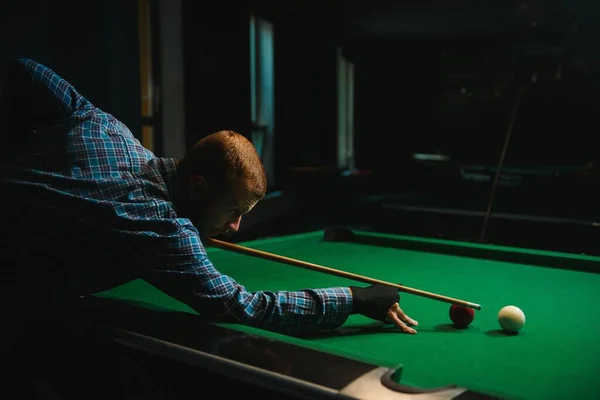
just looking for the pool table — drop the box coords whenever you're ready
[84,228,600,400]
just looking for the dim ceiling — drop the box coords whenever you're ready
[310,0,600,37]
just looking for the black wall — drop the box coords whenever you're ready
[181,0,341,189]
[181,1,252,149]
[1,0,142,139]
[272,9,339,186]
[347,33,600,170]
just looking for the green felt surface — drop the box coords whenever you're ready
[95,230,600,400]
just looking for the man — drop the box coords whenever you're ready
[0,58,418,343]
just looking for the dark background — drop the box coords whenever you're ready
[2,0,599,254]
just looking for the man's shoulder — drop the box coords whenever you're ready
[69,107,154,160]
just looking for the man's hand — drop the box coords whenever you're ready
[386,302,418,334]
[350,284,418,334]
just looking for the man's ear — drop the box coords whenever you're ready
[188,175,210,201]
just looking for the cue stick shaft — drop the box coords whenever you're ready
[479,87,524,243]
[207,238,482,310]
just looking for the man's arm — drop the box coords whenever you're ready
[140,221,354,336]
[0,58,92,164]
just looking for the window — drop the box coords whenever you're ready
[137,0,158,153]
[337,47,355,171]
[137,0,186,159]
[250,14,275,186]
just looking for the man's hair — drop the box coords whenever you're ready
[178,130,267,199]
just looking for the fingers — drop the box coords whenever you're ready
[387,303,417,334]
[395,303,418,327]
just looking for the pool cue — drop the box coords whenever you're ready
[207,238,482,310]
[479,87,524,243]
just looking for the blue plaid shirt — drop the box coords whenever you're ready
[0,58,353,336]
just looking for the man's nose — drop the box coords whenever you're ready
[227,215,242,232]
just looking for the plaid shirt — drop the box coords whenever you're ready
[0,59,353,336]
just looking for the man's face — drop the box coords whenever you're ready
[182,175,259,239]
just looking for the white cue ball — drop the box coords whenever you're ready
[498,305,526,333]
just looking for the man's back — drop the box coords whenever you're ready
[0,59,373,342]
[0,58,178,311]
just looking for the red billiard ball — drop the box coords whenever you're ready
[449,305,475,329]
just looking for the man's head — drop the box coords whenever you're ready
[176,130,267,239]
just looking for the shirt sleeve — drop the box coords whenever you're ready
[0,58,94,162]
[141,219,354,336]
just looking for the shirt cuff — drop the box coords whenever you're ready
[307,286,354,330]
